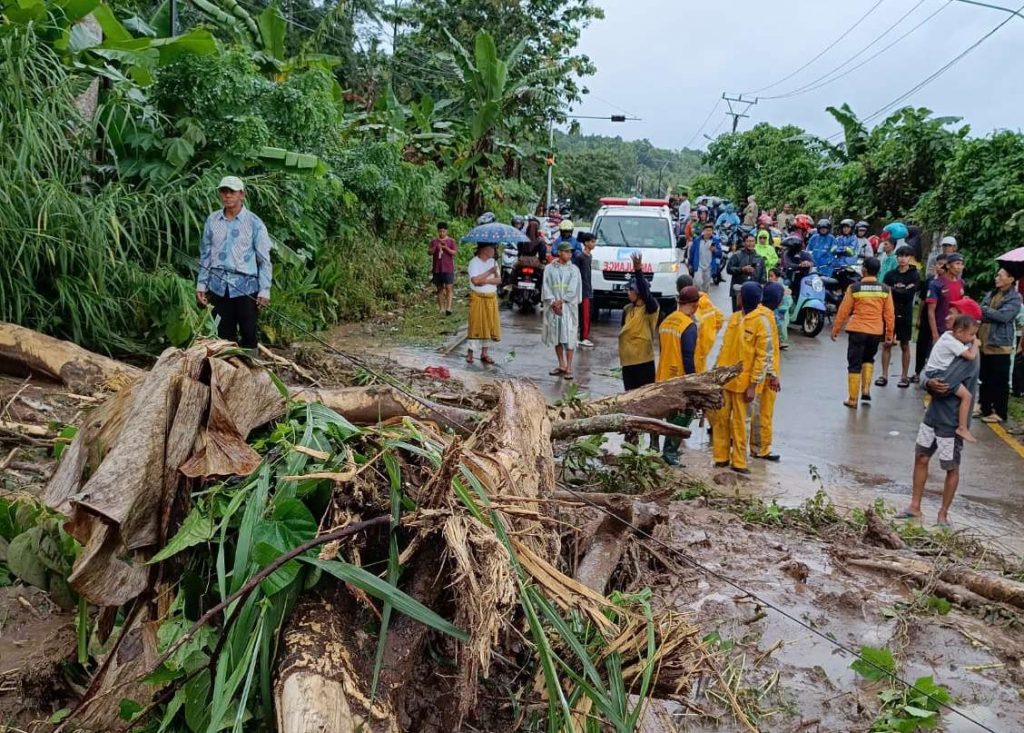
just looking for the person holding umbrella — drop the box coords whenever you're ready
[978,266,1022,422]
[460,219,529,365]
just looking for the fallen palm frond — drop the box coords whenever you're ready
[0,338,725,731]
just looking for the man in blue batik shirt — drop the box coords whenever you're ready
[196,176,273,350]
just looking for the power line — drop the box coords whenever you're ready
[827,0,1024,139]
[759,0,936,101]
[683,98,721,149]
[739,0,889,96]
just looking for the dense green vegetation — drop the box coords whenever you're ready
[0,0,602,354]
[695,105,1023,291]
[554,131,704,215]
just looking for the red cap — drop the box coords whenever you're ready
[949,297,982,322]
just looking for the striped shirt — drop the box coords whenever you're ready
[196,207,273,298]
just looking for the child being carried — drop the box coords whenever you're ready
[922,313,980,443]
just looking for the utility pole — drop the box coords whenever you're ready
[722,93,757,133]
[545,120,555,212]
[170,0,177,35]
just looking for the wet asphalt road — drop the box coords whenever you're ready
[374,284,1024,555]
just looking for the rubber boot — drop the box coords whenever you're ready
[662,436,681,466]
[861,364,874,403]
[844,374,860,409]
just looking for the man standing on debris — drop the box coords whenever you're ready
[196,176,273,351]
[712,282,770,474]
[542,241,582,379]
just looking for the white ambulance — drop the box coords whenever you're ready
[589,197,680,314]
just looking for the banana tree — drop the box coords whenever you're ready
[442,30,560,214]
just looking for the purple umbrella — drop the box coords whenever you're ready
[997,246,1024,279]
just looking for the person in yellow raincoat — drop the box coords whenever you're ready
[750,282,783,462]
[676,273,724,372]
[656,286,702,465]
[712,282,770,474]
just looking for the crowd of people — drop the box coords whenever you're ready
[183,174,1022,529]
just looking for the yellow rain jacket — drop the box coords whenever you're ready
[694,292,724,372]
[656,311,696,382]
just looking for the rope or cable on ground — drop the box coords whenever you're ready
[826,0,1024,139]
[739,0,889,96]
[215,287,997,733]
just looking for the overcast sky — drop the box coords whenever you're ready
[569,0,1022,150]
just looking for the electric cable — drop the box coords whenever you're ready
[740,0,889,96]
[683,98,722,149]
[826,0,1024,139]
[201,279,996,732]
[759,0,936,100]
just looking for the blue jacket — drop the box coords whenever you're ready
[688,234,723,273]
[832,234,859,268]
[715,211,740,229]
[807,233,835,270]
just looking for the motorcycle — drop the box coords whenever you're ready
[509,258,543,314]
[786,266,827,337]
[499,244,519,297]
[823,265,862,317]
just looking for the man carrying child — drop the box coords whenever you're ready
[900,298,983,528]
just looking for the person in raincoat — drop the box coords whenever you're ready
[715,203,741,229]
[807,219,836,273]
[754,229,779,272]
[542,241,582,379]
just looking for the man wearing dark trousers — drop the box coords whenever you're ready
[196,176,273,351]
[831,257,895,408]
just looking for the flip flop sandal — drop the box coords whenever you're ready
[465,352,474,364]
[897,378,910,388]
[909,374,919,384]
[563,373,574,381]
[549,367,565,376]
[874,376,888,387]
[894,509,920,520]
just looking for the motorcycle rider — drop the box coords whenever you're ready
[555,219,580,256]
[831,256,896,408]
[716,202,741,230]
[832,219,860,270]
[855,221,873,258]
[727,233,766,312]
[689,222,722,292]
[807,219,836,274]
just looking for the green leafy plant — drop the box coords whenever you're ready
[851,644,950,732]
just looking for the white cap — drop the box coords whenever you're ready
[217,175,245,191]
[940,235,957,248]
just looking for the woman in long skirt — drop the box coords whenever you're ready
[467,243,502,364]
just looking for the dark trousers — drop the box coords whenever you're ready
[209,292,259,349]
[914,309,933,376]
[847,332,881,373]
[979,352,1011,420]
[1014,351,1024,397]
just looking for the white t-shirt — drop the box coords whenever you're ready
[677,199,691,224]
[925,331,969,373]
[468,256,497,295]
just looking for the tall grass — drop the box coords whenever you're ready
[0,27,210,354]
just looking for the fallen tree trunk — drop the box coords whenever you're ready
[0,322,140,391]
[844,558,989,609]
[550,414,690,441]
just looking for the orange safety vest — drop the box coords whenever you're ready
[656,311,695,382]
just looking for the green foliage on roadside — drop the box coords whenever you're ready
[851,645,951,732]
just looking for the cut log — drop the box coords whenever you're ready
[0,322,140,392]
[549,366,740,423]
[292,384,480,434]
[845,558,989,609]
[551,414,690,441]
[862,506,906,550]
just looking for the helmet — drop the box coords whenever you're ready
[794,214,814,231]
[476,212,496,225]
[816,218,832,231]
[559,206,571,217]
[839,218,855,229]
[940,235,958,248]
[855,220,869,231]
[511,214,525,228]
[796,251,814,265]
[757,213,773,226]
[558,219,575,232]
[868,235,880,248]
[782,235,803,250]
[697,205,709,213]
[725,203,735,213]
[883,221,908,240]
